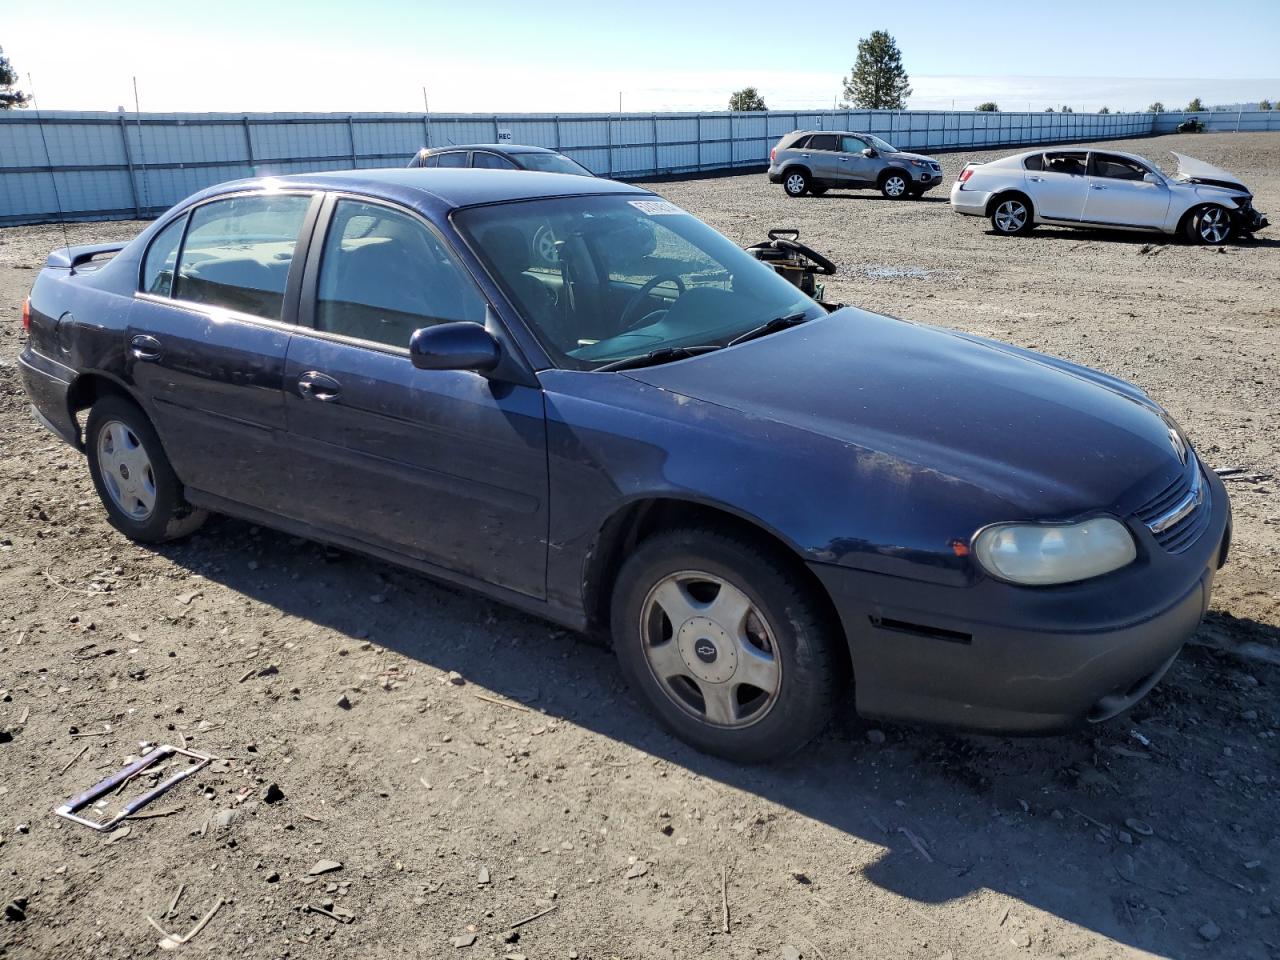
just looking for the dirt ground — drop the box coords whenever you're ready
[0,131,1277,960]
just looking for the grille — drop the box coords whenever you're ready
[1134,458,1211,553]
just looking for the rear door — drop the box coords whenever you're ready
[281,196,549,598]
[473,151,518,170]
[1026,150,1089,221]
[1083,152,1171,227]
[802,134,841,181]
[128,191,319,511]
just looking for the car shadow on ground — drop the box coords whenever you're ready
[156,516,1278,959]
[814,193,949,204]
[986,226,1280,248]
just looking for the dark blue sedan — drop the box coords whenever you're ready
[18,169,1230,762]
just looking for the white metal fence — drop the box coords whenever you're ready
[2,108,1277,225]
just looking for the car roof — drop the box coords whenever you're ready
[421,143,559,155]
[208,168,645,210]
[1005,147,1150,164]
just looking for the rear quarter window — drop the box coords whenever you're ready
[1023,154,1044,171]
[141,215,187,296]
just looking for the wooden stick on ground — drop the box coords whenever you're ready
[510,903,558,929]
[721,864,731,934]
[59,745,89,776]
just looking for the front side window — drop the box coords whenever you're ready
[863,134,897,153]
[141,214,187,296]
[457,195,821,370]
[314,200,486,349]
[839,135,866,154]
[435,152,467,168]
[515,152,593,176]
[473,152,518,170]
[1089,153,1148,181]
[174,194,311,321]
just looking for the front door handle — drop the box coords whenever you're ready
[1027,176,1045,182]
[1091,184,1107,190]
[129,334,162,362]
[297,370,342,401]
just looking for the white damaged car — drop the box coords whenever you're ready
[951,148,1268,244]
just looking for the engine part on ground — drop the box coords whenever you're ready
[743,229,837,299]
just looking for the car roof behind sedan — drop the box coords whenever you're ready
[241,167,645,210]
[425,143,561,155]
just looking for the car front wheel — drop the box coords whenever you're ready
[783,170,810,197]
[880,172,909,199]
[991,196,1034,235]
[1187,205,1233,245]
[610,528,846,763]
[86,395,207,543]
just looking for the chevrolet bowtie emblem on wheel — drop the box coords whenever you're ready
[1168,427,1188,465]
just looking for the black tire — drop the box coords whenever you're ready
[1185,204,1233,246]
[810,184,829,197]
[990,193,1035,235]
[880,170,910,199]
[782,169,810,198]
[85,394,207,543]
[610,527,846,763]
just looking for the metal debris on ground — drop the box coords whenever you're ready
[54,744,213,831]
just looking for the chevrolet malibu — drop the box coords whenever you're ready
[18,169,1230,762]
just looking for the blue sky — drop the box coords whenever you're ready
[6,0,1280,113]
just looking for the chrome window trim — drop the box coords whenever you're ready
[133,291,297,334]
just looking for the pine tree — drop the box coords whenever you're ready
[728,87,767,111]
[841,31,911,110]
[1187,97,1205,112]
[0,46,32,110]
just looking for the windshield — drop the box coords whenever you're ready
[865,134,897,153]
[515,152,594,176]
[456,195,821,370]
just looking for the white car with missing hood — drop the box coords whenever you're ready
[951,148,1268,245]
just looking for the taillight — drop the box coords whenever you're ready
[958,166,974,184]
[21,297,30,332]
[770,147,776,163]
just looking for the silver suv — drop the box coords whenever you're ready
[768,130,943,199]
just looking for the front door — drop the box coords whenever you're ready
[837,135,877,186]
[127,191,317,511]
[1083,152,1171,228]
[282,197,549,598]
[1026,150,1090,221]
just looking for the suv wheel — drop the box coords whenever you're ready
[86,395,207,543]
[783,170,810,198]
[610,527,846,763]
[880,172,909,199]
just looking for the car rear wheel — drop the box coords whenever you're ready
[86,395,207,543]
[991,195,1034,235]
[880,172,909,199]
[783,170,810,198]
[610,528,846,763]
[1186,205,1233,245]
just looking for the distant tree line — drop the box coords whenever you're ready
[1,45,31,110]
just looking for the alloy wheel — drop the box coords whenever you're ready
[1198,207,1230,244]
[995,199,1027,233]
[96,420,157,520]
[639,570,781,728]
[884,175,907,197]
[785,173,806,195]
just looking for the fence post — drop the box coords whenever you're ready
[347,116,358,167]
[695,113,702,171]
[117,111,141,219]
[553,115,561,150]
[652,113,658,176]
[423,113,432,149]
[607,113,613,177]
[242,116,255,175]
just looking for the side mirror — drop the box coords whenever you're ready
[1142,172,1161,184]
[861,147,876,158]
[410,321,500,373]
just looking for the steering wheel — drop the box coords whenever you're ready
[619,274,686,331]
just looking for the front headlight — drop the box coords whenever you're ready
[908,159,928,168]
[972,517,1136,586]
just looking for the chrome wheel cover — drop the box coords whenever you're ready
[96,420,157,521]
[785,173,806,194]
[533,225,559,264]
[995,200,1027,232]
[1198,207,1229,243]
[884,175,906,196]
[639,570,781,729]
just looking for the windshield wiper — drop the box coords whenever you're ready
[727,312,811,347]
[595,344,721,372]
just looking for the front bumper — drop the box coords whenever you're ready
[18,346,81,449]
[810,469,1231,734]
[912,169,944,191]
[950,181,992,216]
[1235,205,1269,233]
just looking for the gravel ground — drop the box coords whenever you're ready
[0,132,1277,960]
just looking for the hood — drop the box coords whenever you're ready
[1171,152,1250,192]
[891,151,936,165]
[624,310,1185,518]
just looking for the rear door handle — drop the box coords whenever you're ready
[1027,176,1045,182]
[1091,184,1107,190]
[129,334,162,361]
[297,370,342,401]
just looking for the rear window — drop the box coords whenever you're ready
[174,194,311,322]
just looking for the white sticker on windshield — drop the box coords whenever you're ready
[628,199,686,216]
